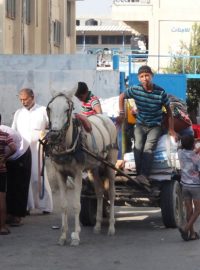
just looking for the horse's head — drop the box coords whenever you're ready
[46,93,74,140]
[45,90,83,156]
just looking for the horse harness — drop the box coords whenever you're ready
[41,93,117,165]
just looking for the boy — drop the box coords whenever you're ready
[75,82,102,116]
[118,65,177,187]
[178,135,200,241]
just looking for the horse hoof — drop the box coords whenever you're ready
[93,226,101,234]
[70,239,80,246]
[70,232,80,246]
[108,228,115,236]
[58,238,66,246]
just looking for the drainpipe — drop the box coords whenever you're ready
[49,0,52,54]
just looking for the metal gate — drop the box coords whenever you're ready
[128,73,187,100]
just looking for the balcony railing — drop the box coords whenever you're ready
[113,0,151,5]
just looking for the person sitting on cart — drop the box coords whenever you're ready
[117,65,177,187]
[75,82,102,116]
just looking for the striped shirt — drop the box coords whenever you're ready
[81,91,101,116]
[0,131,14,173]
[124,84,170,127]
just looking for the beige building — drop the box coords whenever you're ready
[76,18,138,53]
[112,0,200,68]
[0,0,77,54]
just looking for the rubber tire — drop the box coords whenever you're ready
[80,197,110,226]
[80,197,97,226]
[160,180,184,228]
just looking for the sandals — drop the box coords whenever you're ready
[10,217,24,227]
[0,228,11,235]
[178,228,200,241]
[189,232,200,241]
[178,227,189,241]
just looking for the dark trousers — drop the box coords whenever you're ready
[6,147,31,217]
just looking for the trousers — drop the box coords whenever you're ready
[133,123,162,176]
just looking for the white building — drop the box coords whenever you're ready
[112,0,200,69]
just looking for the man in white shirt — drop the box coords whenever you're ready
[12,88,53,214]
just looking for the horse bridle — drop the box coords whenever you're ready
[46,93,74,133]
[45,93,82,155]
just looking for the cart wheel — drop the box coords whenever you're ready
[103,199,110,218]
[80,197,110,226]
[80,197,97,226]
[160,180,184,228]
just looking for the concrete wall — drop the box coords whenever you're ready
[0,54,120,125]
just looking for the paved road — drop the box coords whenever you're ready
[1,192,200,270]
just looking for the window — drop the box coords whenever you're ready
[67,1,71,37]
[76,36,84,45]
[85,36,98,44]
[102,35,123,45]
[125,35,132,44]
[25,0,31,25]
[6,0,15,20]
[53,20,61,47]
[76,35,98,45]
[35,0,38,27]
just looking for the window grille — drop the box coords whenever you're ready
[53,20,61,47]
[67,1,71,36]
[25,0,31,25]
[6,0,16,20]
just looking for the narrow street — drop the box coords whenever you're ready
[1,191,200,270]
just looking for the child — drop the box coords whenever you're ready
[75,82,102,116]
[178,135,200,241]
[0,130,16,235]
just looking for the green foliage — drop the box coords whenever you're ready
[167,23,200,122]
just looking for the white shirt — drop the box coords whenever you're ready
[12,103,48,144]
[0,125,29,160]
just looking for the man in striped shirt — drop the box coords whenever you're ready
[118,65,177,187]
[75,82,102,116]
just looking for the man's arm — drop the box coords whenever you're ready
[6,141,16,159]
[119,92,125,113]
[116,92,126,126]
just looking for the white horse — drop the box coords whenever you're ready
[45,90,118,246]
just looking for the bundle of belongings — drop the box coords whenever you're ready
[124,134,180,181]
[162,94,192,134]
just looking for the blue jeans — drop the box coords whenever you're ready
[133,123,162,177]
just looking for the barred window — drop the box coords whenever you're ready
[102,35,123,45]
[85,36,98,44]
[67,1,71,36]
[25,0,31,25]
[53,20,61,47]
[6,0,16,20]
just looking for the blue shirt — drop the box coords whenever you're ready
[124,84,169,127]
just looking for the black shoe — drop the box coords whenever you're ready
[42,211,50,215]
[26,210,30,216]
